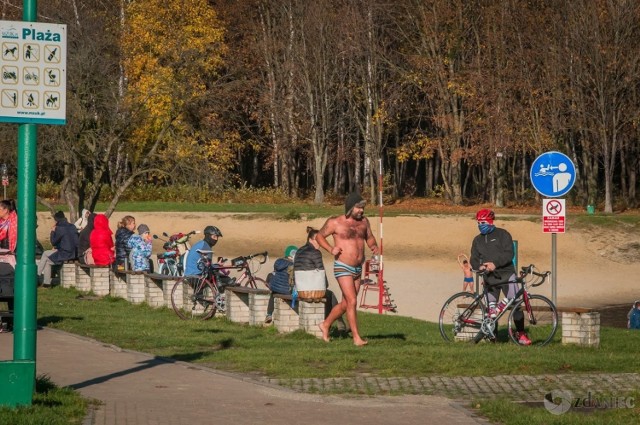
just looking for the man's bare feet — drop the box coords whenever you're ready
[319,322,330,342]
[354,338,368,346]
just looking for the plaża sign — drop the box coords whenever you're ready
[0,20,67,125]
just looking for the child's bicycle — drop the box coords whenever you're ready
[438,264,558,346]
[154,230,199,276]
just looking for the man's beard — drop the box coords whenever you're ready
[352,211,364,220]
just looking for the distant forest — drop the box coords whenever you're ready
[0,0,638,217]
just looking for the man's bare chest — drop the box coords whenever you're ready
[336,223,367,240]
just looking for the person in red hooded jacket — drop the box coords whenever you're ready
[89,214,114,266]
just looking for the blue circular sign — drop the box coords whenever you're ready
[530,151,576,198]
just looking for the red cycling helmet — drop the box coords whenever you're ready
[476,209,495,224]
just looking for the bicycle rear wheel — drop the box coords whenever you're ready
[439,292,485,343]
[507,294,558,346]
[247,276,267,290]
[171,277,218,320]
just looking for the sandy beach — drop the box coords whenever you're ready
[37,211,640,323]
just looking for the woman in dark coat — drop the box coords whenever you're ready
[77,213,96,265]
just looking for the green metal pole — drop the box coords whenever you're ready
[13,0,39,363]
[14,125,38,361]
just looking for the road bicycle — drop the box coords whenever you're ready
[170,249,228,320]
[169,250,269,320]
[228,251,269,289]
[438,264,558,346]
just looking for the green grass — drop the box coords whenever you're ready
[0,376,89,424]
[474,393,640,425]
[37,287,640,379]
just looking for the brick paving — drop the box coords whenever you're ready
[262,372,640,401]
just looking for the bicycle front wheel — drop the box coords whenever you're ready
[439,292,485,343]
[158,263,170,276]
[171,277,218,320]
[507,294,558,346]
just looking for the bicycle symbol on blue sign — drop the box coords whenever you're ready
[529,151,576,198]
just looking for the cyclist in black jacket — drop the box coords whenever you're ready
[470,209,530,345]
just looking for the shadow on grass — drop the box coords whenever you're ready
[366,333,407,341]
[170,338,234,362]
[38,316,83,326]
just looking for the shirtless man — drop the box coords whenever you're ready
[316,192,379,346]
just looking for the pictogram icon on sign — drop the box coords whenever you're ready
[546,200,563,216]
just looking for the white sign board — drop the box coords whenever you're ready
[543,198,565,233]
[0,20,66,125]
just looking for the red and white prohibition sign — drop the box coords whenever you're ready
[542,199,565,233]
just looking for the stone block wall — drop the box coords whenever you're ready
[109,271,128,299]
[298,300,325,338]
[126,273,146,305]
[226,290,250,324]
[90,267,110,296]
[274,297,299,333]
[144,277,165,308]
[75,265,91,292]
[60,263,76,289]
[249,293,270,326]
[561,312,600,347]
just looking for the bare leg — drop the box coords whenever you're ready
[335,276,366,346]
[319,296,347,342]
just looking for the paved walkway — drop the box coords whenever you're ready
[1,329,485,425]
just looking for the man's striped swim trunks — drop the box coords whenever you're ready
[333,261,363,279]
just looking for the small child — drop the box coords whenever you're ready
[628,301,640,330]
[458,254,474,292]
[127,224,153,272]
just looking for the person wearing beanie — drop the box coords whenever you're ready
[344,191,366,218]
[127,223,153,272]
[316,191,379,346]
[37,210,79,286]
[264,245,297,323]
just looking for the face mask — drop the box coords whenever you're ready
[478,223,495,235]
[204,235,218,247]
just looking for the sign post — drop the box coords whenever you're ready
[530,152,576,305]
[0,1,66,408]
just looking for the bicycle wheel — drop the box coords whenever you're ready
[439,292,486,343]
[507,294,558,346]
[247,276,268,290]
[171,277,218,320]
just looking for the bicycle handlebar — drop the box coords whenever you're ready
[471,263,550,287]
